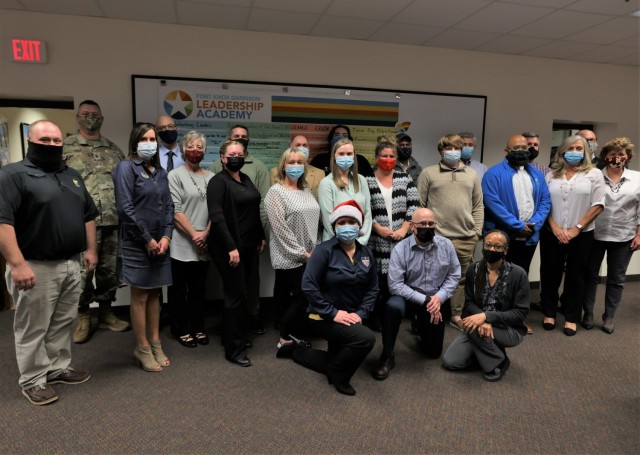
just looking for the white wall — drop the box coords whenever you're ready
[1,10,639,285]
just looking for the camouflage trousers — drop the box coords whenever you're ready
[79,226,119,309]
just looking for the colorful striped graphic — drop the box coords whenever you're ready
[272,96,398,126]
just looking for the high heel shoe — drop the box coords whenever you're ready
[150,341,171,367]
[134,346,162,372]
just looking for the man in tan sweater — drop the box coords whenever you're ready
[417,134,484,330]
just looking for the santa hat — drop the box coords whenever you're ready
[329,199,365,235]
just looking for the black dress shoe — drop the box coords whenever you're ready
[333,382,356,396]
[252,319,265,335]
[226,355,252,367]
[372,356,395,381]
[581,313,594,330]
[177,334,197,348]
[483,357,510,382]
[563,326,577,336]
[542,319,556,331]
[194,332,209,345]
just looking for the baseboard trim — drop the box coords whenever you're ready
[529,273,639,289]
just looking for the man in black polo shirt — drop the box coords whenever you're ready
[0,120,98,406]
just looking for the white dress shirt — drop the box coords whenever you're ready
[594,168,640,242]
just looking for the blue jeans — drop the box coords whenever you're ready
[584,239,634,318]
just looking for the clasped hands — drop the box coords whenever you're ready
[333,310,362,326]
[425,295,442,324]
[461,313,493,340]
[146,237,169,257]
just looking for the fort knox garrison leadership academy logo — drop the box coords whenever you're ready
[164,90,193,120]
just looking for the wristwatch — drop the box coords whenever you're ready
[575,223,583,231]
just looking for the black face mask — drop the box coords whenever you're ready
[482,249,505,264]
[397,146,412,161]
[506,149,530,166]
[225,156,245,172]
[528,146,539,161]
[234,138,249,151]
[158,129,178,145]
[26,141,64,172]
[416,227,435,243]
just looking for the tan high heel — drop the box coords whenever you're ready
[134,346,162,372]
[150,341,171,367]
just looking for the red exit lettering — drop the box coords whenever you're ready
[12,39,45,62]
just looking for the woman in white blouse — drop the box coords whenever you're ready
[583,138,640,334]
[540,135,605,336]
[168,130,214,348]
[265,147,320,354]
[317,139,372,245]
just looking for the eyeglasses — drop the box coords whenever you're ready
[483,244,506,252]
[411,221,436,228]
[157,124,177,132]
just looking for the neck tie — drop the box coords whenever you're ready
[166,151,174,172]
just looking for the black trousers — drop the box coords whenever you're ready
[168,258,209,337]
[274,265,309,339]
[539,228,594,323]
[211,246,258,359]
[505,239,537,275]
[293,319,375,385]
[381,295,445,359]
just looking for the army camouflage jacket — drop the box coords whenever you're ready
[63,133,125,227]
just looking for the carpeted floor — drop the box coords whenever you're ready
[0,283,638,454]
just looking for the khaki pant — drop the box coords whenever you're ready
[6,256,82,388]
[449,236,478,317]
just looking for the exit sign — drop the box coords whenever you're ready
[10,39,48,63]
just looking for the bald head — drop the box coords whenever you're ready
[291,135,309,150]
[506,135,527,150]
[28,120,63,145]
[411,208,436,224]
[578,130,597,142]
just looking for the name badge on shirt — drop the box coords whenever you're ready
[361,256,370,268]
[140,170,150,179]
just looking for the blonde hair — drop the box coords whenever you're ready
[600,137,634,162]
[276,147,307,190]
[329,138,360,192]
[550,135,595,178]
[437,134,463,152]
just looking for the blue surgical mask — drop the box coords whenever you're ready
[443,150,461,166]
[461,146,474,160]
[137,142,157,161]
[564,151,584,165]
[285,165,304,180]
[297,146,309,159]
[335,225,360,243]
[335,156,354,171]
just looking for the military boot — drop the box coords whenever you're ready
[98,309,130,332]
[73,310,92,344]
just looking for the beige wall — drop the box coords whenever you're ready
[1,10,638,284]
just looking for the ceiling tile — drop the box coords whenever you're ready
[368,23,444,45]
[455,2,554,34]
[324,0,411,21]
[572,44,640,63]
[392,0,491,27]
[98,0,175,23]
[19,0,103,15]
[611,35,640,48]
[512,10,613,39]
[425,29,500,50]
[253,0,331,14]
[566,0,640,16]
[310,15,384,40]
[476,35,552,54]
[247,9,317,35]
[177,2,248,29]
[564,16,639,44]
[523,40,597,58]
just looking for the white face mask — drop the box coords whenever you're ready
[137,142,157,161]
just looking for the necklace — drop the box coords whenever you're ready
[188,169,208,200]
[606,177,624,193]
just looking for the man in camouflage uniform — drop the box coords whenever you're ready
[64,100,129,343]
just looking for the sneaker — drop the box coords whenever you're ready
[98,310,130,332]
[48,368,91,385]
[22,384,58,405]
[73,311,92,343]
